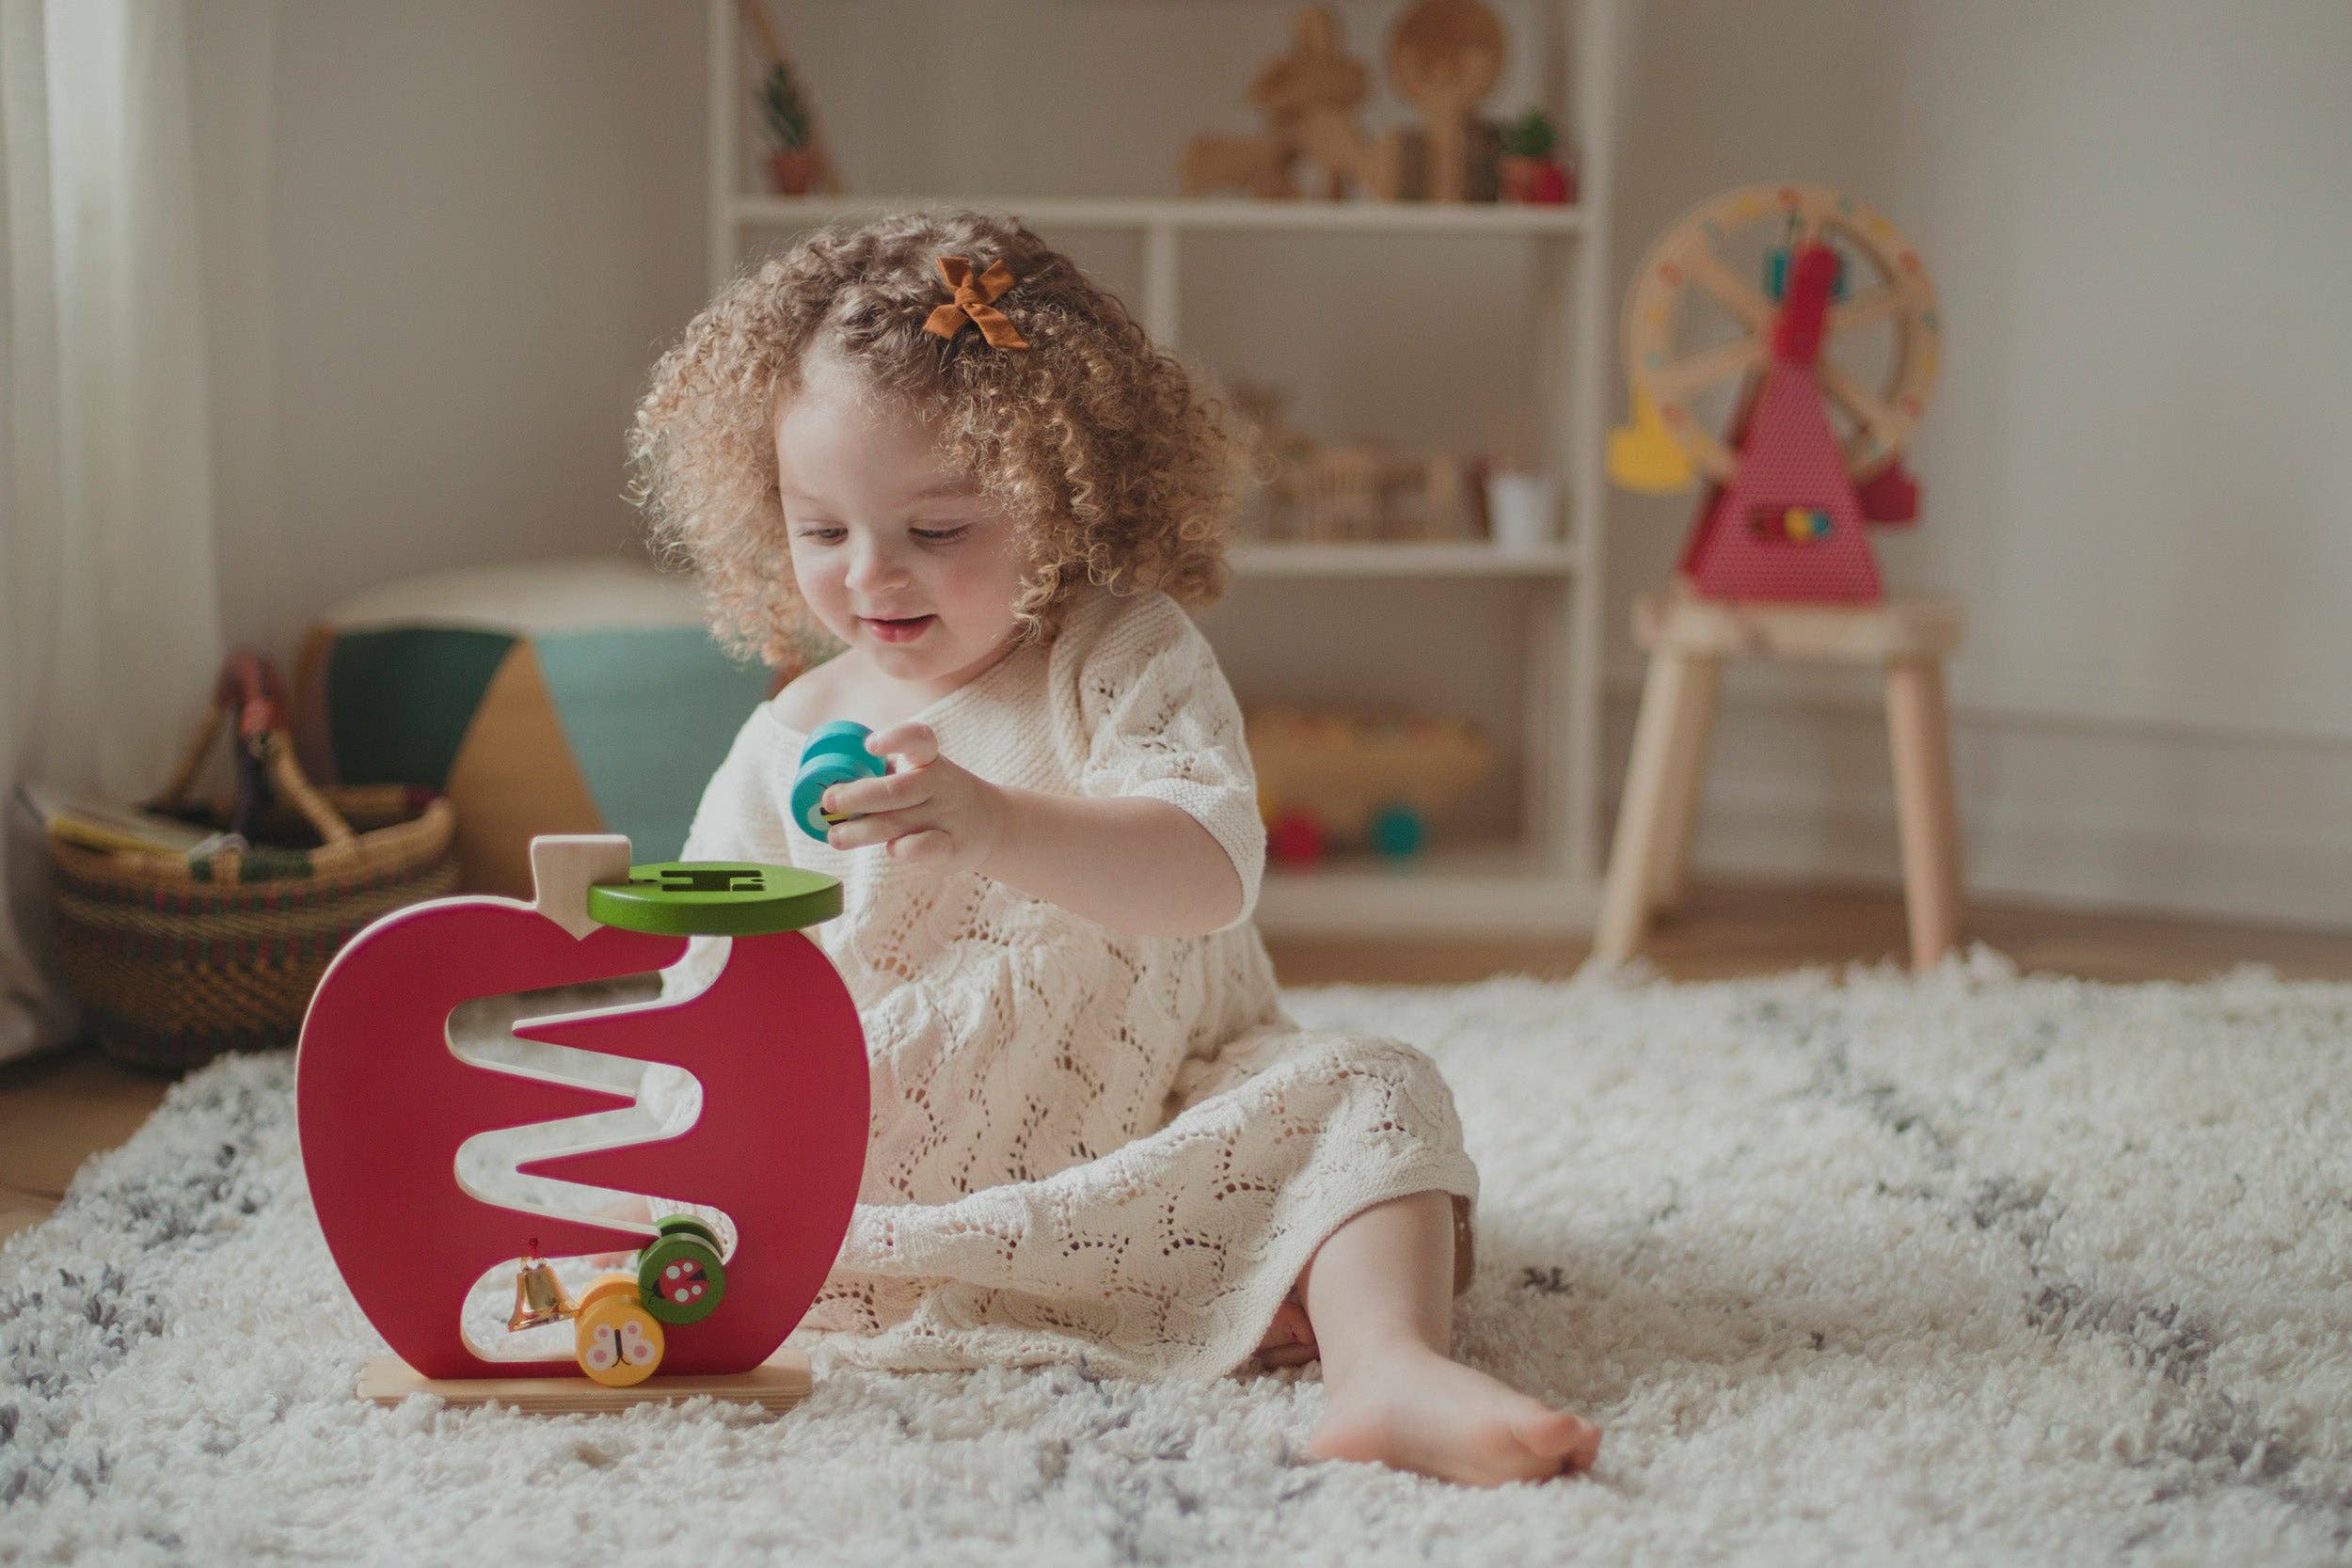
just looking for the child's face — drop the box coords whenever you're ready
[775,349,1025,692]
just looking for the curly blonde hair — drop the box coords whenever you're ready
[627,211,1238,667]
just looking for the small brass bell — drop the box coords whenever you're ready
[506,1241,579,1333]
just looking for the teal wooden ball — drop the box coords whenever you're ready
[790,721,885,841]
[1370,804,1425,859]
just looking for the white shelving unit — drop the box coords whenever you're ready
[706,0,1616,936]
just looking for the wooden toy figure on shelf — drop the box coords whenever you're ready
[1275,8,1406,201]
[1181,1,1516,204]
[297,832,869,1412]
[1182,7,1404,200]
[1388,0,1506,203]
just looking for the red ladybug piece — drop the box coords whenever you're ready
[636,1231,727,1325]
[662,1259,708,1304]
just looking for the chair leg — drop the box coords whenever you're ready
[1885,655,1963,972]
[1648,654,1722,915]
[1597,650,1706,964]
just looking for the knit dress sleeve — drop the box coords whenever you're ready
[659,704,786,999]
[1067,594,1264,932]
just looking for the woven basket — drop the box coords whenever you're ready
[48,651,459,1075]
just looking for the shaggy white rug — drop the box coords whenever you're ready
[4,952,2349,1566]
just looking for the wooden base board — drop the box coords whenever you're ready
[357,1349,811,1412]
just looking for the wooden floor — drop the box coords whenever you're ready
[4,879,2346,1246]
[1266,879,2352,986]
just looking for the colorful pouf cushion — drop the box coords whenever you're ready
[293,559,775,897]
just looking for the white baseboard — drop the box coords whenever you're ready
[1602,676,2352,932]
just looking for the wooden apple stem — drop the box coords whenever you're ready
[531,834,634,939]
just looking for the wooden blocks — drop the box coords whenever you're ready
[1597,588,1967,974]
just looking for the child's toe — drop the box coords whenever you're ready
[1510,1409,1601,1473]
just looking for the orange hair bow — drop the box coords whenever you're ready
[921,256,1029,350]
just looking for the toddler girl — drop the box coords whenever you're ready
[626,212,1599,1486]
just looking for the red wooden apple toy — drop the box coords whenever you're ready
[296,834,868,1411]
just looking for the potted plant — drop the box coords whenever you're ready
[1497,110,1574,205]
[760,61,820,196]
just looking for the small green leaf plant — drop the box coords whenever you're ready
[1500,110,1555,161]
[759,62,811,151]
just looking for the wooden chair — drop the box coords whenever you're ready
[1597,588,1966,973]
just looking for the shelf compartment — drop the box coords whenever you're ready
[1255,843,1591,937]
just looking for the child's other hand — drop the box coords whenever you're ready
[821,721,1006,875]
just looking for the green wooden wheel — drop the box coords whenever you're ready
[650,1214,724,1252]
[585,861,841,936]
[636,1232,726,1325]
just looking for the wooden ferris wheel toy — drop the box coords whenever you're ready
[1608,182,1943,602]
[1597,185,1966,975]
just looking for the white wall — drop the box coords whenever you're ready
[1605,0,2352,927]
[206,0,707,663]
[209,0,2352,927]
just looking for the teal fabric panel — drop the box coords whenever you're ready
[532,627,773,861]
[326,627,517,789]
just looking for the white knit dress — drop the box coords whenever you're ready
[667,585,1479,1383]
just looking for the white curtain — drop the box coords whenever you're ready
[0,0,267,1064]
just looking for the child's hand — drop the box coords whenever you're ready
[821,721,1006,875]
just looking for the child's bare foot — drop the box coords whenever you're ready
[1308,1338,1601,1486]
[1252,1299,1319,1370]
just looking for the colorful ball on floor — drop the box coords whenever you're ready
[1267,809,1328,866]
[1369,804,1426,858]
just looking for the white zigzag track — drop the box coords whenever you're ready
[434,968,740,1360]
